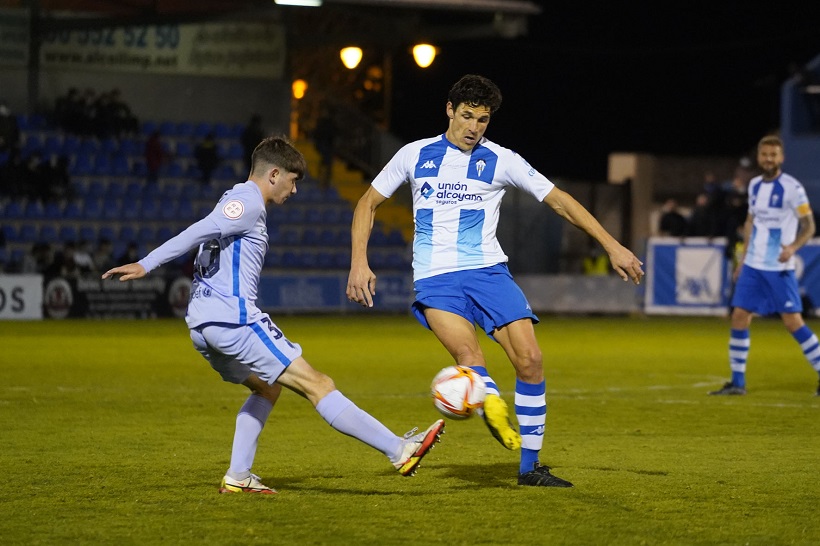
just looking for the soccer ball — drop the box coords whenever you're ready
[430,365,487,420]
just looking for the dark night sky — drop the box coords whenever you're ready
[388,3,820,181]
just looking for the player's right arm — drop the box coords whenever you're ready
[347,185,388,307]
[733,213,753,282]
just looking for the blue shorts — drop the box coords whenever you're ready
[731,264,803,315]
[190,314,303,385]
[412,263,539,336]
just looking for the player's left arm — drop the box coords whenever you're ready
[779,203,816,262]
[543,187,644,284]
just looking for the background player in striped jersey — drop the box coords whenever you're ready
[711,135,820,396]
[103,136,444,494]
[347,75,644,487]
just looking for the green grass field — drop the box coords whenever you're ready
[2,315,819,545]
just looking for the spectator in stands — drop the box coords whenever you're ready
[54,87,85,134]
[22,150,49,203]
[0,146,25,198]
[0,100,20,153]
[109,88,139,137]
[93,238,115,272]
[312,103,337,188]
[91,90,116,140]
[144,130,168,185]
[43,155,74,202]
[687,193,714,236]
[194,132,221,185]
[658,198,688,236]
[241,114,265,173]
[73,239,95,273]
[22,242,55,274]
[117,241,140,266]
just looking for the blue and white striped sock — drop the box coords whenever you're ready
[791,326,820,373]
[515,379,546,474]
[469,365,500,397]
[729,328,750,387]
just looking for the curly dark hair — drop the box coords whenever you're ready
[447,74,502,114]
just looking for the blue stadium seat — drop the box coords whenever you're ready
[158,120,175,136]
[100,137,119,155]
[264,250,281,268]
[333,251,350,268]
[43,201,62,219]
[110,154,131,176]
[156,226,173,242]
[299,251,317,268]
[43,134,62,156]
[177,199,195,220]
[125,180,143,200]
[24,201,44,218]
[79,225,97,242]
[71,154,94,176]
[102,197,121,220]
[60,135,80,156]
[322,208,341,224]
[2,224,17,242]
[301,228,319,246]
[58,225,77,243]
[3,200,23,218]
[83,198,102,219]
[319,229,336,246]
[213,164,236,180]
[64,200,83,219]
[281,251,299,268]
[335,230,351,246]
[316,251,334,269]
[141,120,157,135]
[387,229,406,246]
[159,202,179,221]
[137,226,155,241]
[98,225,116,242]
[106,180,125,199]
[194,122,212,138]
[175,141,193,157]
[19,223,38,243]
[86,179,106,199]
[140,199,160,220]
[176,121,194,138]
[119,225,136,243]
[305,208,322,224]
[280,228,300,246]
[213,122,231,139]
[39,224,58,242]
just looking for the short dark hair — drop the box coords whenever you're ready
[448,74,502,114]
[251,135,307,180]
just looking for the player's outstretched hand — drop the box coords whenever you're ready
[609,245,644,285]
[102,263,147,282]
[347,264,377,308]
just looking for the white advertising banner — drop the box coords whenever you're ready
[40,20,285,79]
[0,274,43,320]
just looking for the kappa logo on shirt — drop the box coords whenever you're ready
[223,200,244,219]
[420,160,437,169]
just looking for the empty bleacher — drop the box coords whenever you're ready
[0,115,411,274]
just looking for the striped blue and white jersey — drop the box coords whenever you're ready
[745,173,810,271]
[372,134,555,281]
[139,181,268,328]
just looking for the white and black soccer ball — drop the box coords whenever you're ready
[430,365,487,420]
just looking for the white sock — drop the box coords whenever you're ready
[227,394,273,480]
[316,390,402,460]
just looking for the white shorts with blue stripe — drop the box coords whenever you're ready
[190,314,303,385]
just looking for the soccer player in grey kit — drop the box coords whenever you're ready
[103,135,444,494]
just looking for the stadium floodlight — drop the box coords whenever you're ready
[340,47,363,69]
[412,44,437,68]
[274,0,323,6]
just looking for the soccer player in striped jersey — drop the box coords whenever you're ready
[347,75,644,487]
[711,135,820,396]
[103,136,444,494]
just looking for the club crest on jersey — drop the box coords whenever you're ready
[475,159,486,178]
[223,200,244,219]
